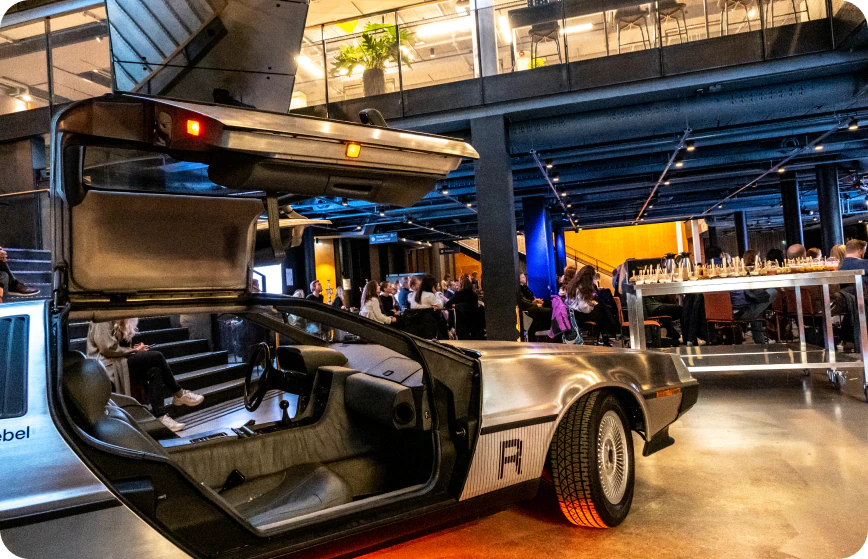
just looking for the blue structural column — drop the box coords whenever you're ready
[471,115,521,341]
[523,196,558,300]
[554,223,567,276]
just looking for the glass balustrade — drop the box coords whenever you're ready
[0,0,841,120]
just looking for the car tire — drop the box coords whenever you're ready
[549,390,634,528]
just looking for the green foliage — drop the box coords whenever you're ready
[331,23,415,75]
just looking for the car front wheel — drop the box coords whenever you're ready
[549,390,635,528]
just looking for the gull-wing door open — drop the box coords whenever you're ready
[51,94,477,305]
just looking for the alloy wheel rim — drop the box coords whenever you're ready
[597,410,628,504]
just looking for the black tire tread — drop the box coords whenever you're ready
[550,390,633,528]
[550,391,607,528]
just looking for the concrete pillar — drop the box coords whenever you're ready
[734,211,749,256]
[779,171,804,248]
[523,197,557,299]
[815,163,844,255]
[554,223,567,276]
[471,115,520,341]
[473,0,499,77]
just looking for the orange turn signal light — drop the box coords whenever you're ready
[345,142,362,158]
[655,387,682,398]
[186,119,202,137]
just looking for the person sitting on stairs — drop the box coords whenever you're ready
[87,318,204,432]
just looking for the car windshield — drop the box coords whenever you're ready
[83,146,258,197]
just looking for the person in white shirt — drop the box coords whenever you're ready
[409,275,443,309]
[360,280,396,325]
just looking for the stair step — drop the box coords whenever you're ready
[68,322,90,339]
[148,339,209,360]
[2,248,51,261]
[68,316,173,340]
[5,259,52,272]
[10,270,51,284]
[165,378,246,417]
[4,283,51,302]
[69,338,86,354]
[167,351,228,375]
[132,327,188,346]
[137,316,173,332]
[175,362,246,391]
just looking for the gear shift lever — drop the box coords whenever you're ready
[279,400,291,427]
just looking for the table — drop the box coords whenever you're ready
[625,270,868,402]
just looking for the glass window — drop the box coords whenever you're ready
[49,8,112,107]
[0,316,29,419]
[293,26,328,110]
[0,21,50,116]
[765,0,826,27]
[397,0,477,90]
[323,13,399,101]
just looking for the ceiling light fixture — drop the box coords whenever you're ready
[685,140,696,152]
[545,159,553,169]
[778,167,786,173]
[560,23,594,34]
[663,180,670,186]
[296,55,324,79]
[552,173,560,183]
[848,118,860,131]
[674,156,684,168]
[814,144,824,151]
[442,189,449,195]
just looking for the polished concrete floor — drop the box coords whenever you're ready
[364,370,868,559]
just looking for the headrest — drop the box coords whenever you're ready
[63,356,112,427]
[277,346,348,376]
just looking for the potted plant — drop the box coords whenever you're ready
[331,23,415,97]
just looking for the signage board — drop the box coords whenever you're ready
[370,232,399,244]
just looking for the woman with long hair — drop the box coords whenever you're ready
[332,286,346,310]
[379,281,399,316]
[410,274,443,309]
[564,266,617,346]
[87,318,204,432]
[360,280,396,324]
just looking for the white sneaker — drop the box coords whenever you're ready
[172,389,205,407]
[159,415,185,432]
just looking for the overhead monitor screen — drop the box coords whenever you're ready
[105,0,309,113]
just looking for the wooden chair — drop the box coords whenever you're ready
[614,296,662,347]
[704,292,749,344]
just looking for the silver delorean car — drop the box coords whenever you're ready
[0,93,698,558]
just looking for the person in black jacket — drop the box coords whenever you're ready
[379,281,400,316]
[519,273,535,302]
[331,286,346,310]
[445,276,478,308]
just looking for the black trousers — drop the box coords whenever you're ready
[572,305,618,339]
[0,261,18,295]
[127,351,181,417]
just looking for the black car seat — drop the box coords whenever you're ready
[64,352,176,440]
[62,352,168,458]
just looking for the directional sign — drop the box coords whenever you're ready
[370,232,398,244]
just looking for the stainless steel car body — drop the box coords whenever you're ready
[443,341,697,500]
[0,299,189,559]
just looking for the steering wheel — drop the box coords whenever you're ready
[244,343,272,411]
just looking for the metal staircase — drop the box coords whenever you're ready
[3,249,52,302]
[107,0,228,94]
[68,316,248,418]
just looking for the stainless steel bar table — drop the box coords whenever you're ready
[626,270,868,402]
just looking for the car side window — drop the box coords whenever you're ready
[0,315,29,419]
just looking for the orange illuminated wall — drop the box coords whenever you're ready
[314,241,337,302]
[454,252,481,281]
[565,222,689,270]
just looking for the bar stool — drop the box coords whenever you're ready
[658,0,688,44]
[614,7,651,53]
[718,0,756,35]
[529,21,563,65]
